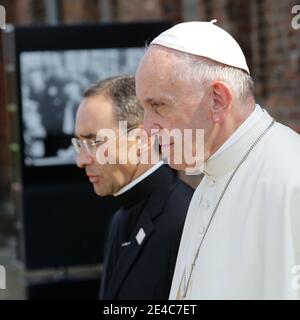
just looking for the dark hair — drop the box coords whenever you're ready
[83,75,143,129]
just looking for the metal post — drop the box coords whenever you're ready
[99,0,113,22]
[182,0,199,21]
[44,0,59,25]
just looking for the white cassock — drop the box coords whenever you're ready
[170,105,300,300]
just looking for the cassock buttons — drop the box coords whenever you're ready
[208,179,216,186]
[202,200,210,209]
[199,226,206,235]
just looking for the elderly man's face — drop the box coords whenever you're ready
[74,94,139,196]
[136,46,213,171]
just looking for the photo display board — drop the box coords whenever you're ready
[13,22,171,186]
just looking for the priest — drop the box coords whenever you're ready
[135,21,300,299]
[73,75,193,299]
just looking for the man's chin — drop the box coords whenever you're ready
[167,161,187,172]
[167,160,203,175]
[93,185,108,197]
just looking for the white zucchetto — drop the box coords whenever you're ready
[151,20,250,74]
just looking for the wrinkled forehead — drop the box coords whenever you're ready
[137,45,179,76]
[136,46,179,93]
[136,45,198,103]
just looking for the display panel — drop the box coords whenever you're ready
[11,22,171,185]
[20,48,144,166]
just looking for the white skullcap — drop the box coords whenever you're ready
[151,20,250,74]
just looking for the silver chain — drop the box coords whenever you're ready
[181,119,275,299]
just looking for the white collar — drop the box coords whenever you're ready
[113,161,164,197]
[209,104,264,160]
[203,106,274,177]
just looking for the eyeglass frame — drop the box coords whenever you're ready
[71,126,139,155]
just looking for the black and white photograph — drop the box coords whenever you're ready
[20,48,145,166]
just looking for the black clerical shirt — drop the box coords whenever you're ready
[100,164,193,300]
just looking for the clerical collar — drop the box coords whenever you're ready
[114,161,164,197]
[209,104,264,160]
[203,106,274,177]
[113,161,165,208]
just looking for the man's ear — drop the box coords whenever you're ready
[211,81,233,124]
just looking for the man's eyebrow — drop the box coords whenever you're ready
[77,133,97,140]
[145,96,175,105]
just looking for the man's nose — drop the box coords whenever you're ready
[76,150,93,168]
[143,109,161,136]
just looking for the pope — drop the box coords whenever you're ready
[135,21,300,300]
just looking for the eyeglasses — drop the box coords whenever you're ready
[71,137,107,155]
[71,127,139,155]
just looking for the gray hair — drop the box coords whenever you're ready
[151,45,254,104]
[83,75,143,129]
[177,52,254,104]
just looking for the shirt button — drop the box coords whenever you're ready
[202,200,210,209]
[199,226,206,234]
[208,179,216,186]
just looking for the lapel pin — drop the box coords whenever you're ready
[136,228,146,245]
[121,241,132,247]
